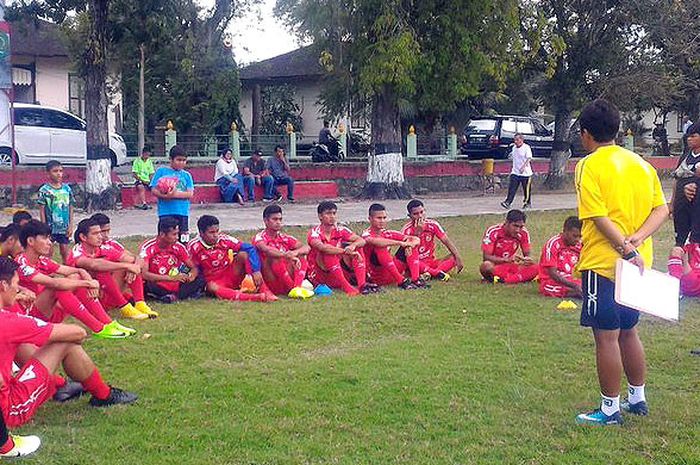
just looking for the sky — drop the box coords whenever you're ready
[199,0,303,65]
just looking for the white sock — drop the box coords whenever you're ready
[628,384,646,405]
[600,393,620,416]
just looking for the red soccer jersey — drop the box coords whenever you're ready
[139,238,189,278]
[481,223,531,259]
[252,230,299,258]
[538,233,582,280]
[361,227,409,256]
[307,224,356,263]
[15,253,61,294]
[66,243,122,267]
[0,310,52,387]
[101,239,126,259]
[187,234,242,280]
[401,219,447,260]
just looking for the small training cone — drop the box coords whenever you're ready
[314,284,333,296]
[240,275,256,293]
[301,279,314,291]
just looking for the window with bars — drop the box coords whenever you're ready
[68,74,85,118]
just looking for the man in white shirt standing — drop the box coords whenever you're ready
[501,133,533,210]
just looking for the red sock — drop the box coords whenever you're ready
[214,287,266,301]
[55,290,105,333]
[96,272,128,308]
[404,247,421,281]
[0,437,14,454]
[373,247,405,284]
[81,369,111,400]
[271,259,295,290]
[130,274,145,302]
[53,374,67,388]
[74,288,113,325]
[293,256,308,288]
[351,252,367,288]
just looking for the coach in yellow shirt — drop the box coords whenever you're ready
[574,99,668,426]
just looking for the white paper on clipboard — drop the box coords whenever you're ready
[614,259,680,321]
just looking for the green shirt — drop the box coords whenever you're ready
[133,157,155,183]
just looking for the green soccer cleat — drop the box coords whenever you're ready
[112,320,136,335]
[93,322,130,340]
[0,434,41,458]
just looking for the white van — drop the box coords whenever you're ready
[0,103,127,167]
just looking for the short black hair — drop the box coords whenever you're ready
[369,203,386,216]
[0,256,18,283]
[253,149,263,156]
[142,144,153,153]
[274,145,284,152]
[406,199,424,214]
[686,122,700,136]
[46,160,62,171]
[505,209,526,223]
[197,215,219,234]
[579,99,620,143]
[263,204,283,219]
[74,218,100,244]
[0,224,19,243]
[220,147,232,157]
[563,216,582,231]
[90,213,111,227]
[323,121,329,127]
[158,216,180,235]
[19,219,51,248]
[12,210,32,225]
[169,144,186,159]
[317,201,337,215]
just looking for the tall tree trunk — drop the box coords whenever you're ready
[545,108,572,190]
[138,43,145,154]
[84,0,116,210]
[360,87,410,199]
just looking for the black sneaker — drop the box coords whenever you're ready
[365,283,383,293]
[399,278,417,290]
[500,201,511,209]
[89,386,138,407]
[360,284,373,295]
[412,278,431,289]
[53,380,85,403]
[157,294,178,304]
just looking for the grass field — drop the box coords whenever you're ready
[15,209,700,464]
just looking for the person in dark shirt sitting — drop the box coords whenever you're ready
[242,150,275,202]
[266,146,295,203]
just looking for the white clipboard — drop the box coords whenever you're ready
[614,259,680,321]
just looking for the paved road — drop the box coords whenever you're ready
[1,191,580,238]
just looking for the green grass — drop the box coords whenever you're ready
[16,210,700,464]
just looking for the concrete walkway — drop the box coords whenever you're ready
[0,191,580,238]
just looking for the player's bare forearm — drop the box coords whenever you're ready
[48,324,87,344]
[39,208,46,223]
[293,243,311,256]
[442,237,461,261]
[483,253,510,264]
[75,257,130,273]
[366,237,404,248]
[56,264,88,279]
[311,241,345,255]
[257,243,286,259]
[546,267,577,289]
[629,204,669,246]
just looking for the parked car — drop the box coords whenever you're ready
[460,115,554,159]
[0,103,127,168]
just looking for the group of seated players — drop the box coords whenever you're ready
[3,197,699,456]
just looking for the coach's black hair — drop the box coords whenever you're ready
[12,210,32,226]
[158,216,180,235]
[0,256,18,283]
[169,144,187,159]
[579,99,620,143]
[274,145,285,152]
[142,144,153,154]
[90,213,111,227]
[263,204,283,219]
[74,218,100,244]
[505,209,526,223]
[19,219,51,248]
[197,215,220,233]
[45,160,62,171]
[406,199,424,214]
[686,122,700,136]
[563,216,582,231]
[0,224,19,243]
[368,203,386,216]
[317,201,337,215]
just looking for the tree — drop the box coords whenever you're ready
[260,84,303,135]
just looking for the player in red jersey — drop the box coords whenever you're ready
[253,205,311,296]
[480,209,538,284]
[307,201,372,296]
[0,257,137,429]
[667,243,700,296]
[401,199,463,281]
[68,218,156,320]
[362,203,425,289]
[188,215,272,302]
[15,220,132,339]
[538,216,583,297]
[140,217,205,304]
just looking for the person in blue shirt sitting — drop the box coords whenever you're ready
[266,145,295,203]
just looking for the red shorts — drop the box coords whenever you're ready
[208,270,245,291]
[28,304,68,324]
[1,359,56,428]
[681,273,700,297]
[539,278,581,298]
[367,263,403,286]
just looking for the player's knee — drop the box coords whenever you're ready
[480,261,494,275]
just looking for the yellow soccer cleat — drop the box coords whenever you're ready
[135,301,159,318]
[120,303,149,320]
[288,287,314,299]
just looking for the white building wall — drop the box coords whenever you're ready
[34,56,70,110]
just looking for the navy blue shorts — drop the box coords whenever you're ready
[580,270,639,330]
[51,233,70,245]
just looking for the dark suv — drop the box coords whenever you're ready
[460,115,554,159]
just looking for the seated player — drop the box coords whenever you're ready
[307,201,371,296]
[140,217,205,303]
[0,257,137,430]
[0,224,22,259]
[667,243,700,296]
[480,209,538,284]
[188,215,272,302]
[253,205,310,296]
[362,203,425,289]
[11,211,32,228]
[538,216,583,298]
[400,199,464,281]
[15,220,133,339]
[68,218,155,320]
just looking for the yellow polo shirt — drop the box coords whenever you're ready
[575,145,666,280]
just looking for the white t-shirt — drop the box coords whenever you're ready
[510,143,533,177]
[214,158,239,181]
